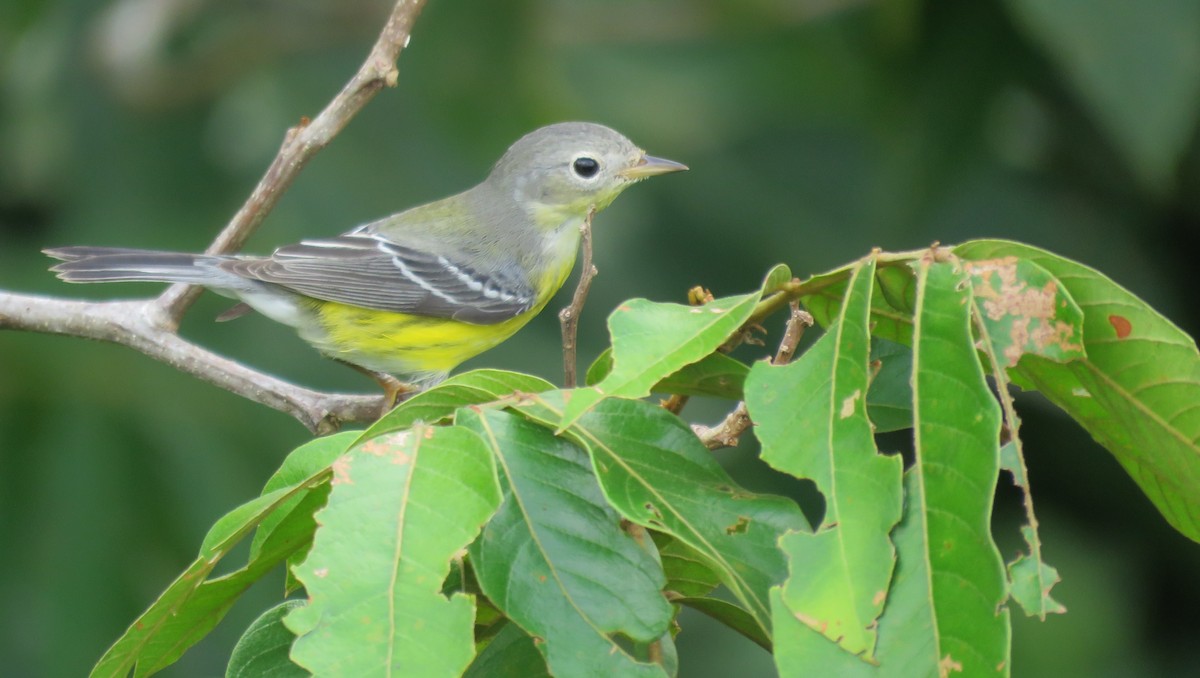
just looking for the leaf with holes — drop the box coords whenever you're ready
[747,255,903,660]
[285,426,501,676]
[957,239,1200,543]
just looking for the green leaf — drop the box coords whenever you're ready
[963,256,1086,367]
[226,601,306,678]
[654,533,721,599]
[1004,0,1200,191]
[91,457,334,678]
[967,255,1072,621]
[250,431,359,593]
[558,267,785,427]
[866,338,913,433]
[910,258,1010,672]
[586,348,749,400]
[463,624,551,678]
[459,408,671,678]
[514,394,809,637]
[674,596,771,652]
[285,426,502,676]
[363,369,554,439]
[876,263,917,316]
[956,239,1200,543]
[1007,527,1067,618]
[746,256,903,659]
[801,262,916,345]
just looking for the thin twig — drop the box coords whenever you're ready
[773,301,813,365]
[559,207,598,387]
[156,0,428,324]
[693,299,814,449]
[0,292,383,434]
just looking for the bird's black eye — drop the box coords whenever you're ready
[572,157,600,178]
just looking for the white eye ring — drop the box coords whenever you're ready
[571,155,601,180]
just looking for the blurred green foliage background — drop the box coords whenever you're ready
[2,0,1199,675]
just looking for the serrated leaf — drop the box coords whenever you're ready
[956,239,1200,543]
[909,258,1010,673]
[514,394,809,637]
[285,426,502,676]
[458,408,671,677]
[746,256,903,659]
[91,440,338,678]
[226,601,306,678]
[363,369,554,440]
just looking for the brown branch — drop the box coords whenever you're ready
[0,1,426,432]
[773,301,813,365]
[693,402,750,450]
[559,207,598,387]
[0,292,383,434]
[156,0,428,324]
[693,299,814,450]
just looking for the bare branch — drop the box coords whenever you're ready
[692,402,751,450]
[0,292,383,434]
[1,1,427,432]
[773,301,813,366]
[156,0,429,323]
[559,207,598,387]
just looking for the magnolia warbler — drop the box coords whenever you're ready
[46,122,687,398]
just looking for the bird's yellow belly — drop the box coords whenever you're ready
[309,302,533,381]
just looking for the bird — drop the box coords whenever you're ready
[46,122,687,403]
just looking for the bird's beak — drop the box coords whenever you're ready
[618,154,689,179]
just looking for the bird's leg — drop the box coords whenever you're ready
[335,360,419,416]
[373,371,419,413]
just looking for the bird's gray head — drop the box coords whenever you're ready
[486,122,686,223]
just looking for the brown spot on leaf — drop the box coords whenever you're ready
[1109,314,1132,339]
[840,389,862,419]
[966,258,1082,364]
[726,516,751,535]
[939,654,963,676]
[331,456,354,485]
[795,611,829,633]
[873,589,887,606]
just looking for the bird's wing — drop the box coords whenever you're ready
[224,235,536,325]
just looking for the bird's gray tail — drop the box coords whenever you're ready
[45,246,240,287]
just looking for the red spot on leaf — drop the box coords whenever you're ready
[1109,315,1132,339]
